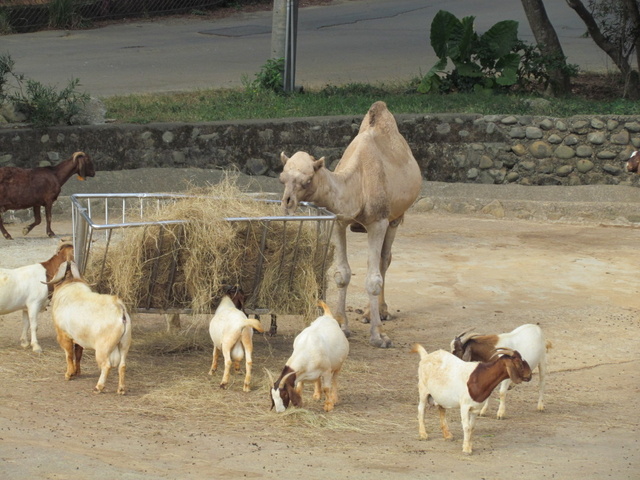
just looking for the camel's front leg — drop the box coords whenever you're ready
[332,223,351,337]
[362,218,399,323]
[365,220,391,348]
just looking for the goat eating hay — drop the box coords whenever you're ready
[83,181,334,321]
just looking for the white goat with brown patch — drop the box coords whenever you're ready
[47,261,131,394]
[208,287,264,392]
[0,241,74,352]
[268,301,349,412]
[450,323,550,419]
[412,344,532,454]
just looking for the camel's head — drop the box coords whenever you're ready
[279,151,325,215]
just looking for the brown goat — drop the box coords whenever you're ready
[0,151,95,240]
[626,150,639,173]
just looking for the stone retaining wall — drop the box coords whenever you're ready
[1,113,639,187]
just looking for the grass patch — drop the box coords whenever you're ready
[102,77,640,124]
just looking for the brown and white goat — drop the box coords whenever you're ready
[626,150,639,173]
[268,301,349,412]
[0,151,95,240]
[451,323,550,419]
[412,344,532,454]
[0,241,74,352]
[208,287,264,392]
[46,260,131,394]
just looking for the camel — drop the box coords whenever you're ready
[279,101,422,348]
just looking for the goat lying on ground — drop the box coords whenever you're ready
[0,241,74,352]
[451,323,550,419]
[626,150,639,173]
[209,287,264,392]
[268,300,349,412]
[412,344,532,454]
[0,151,95,240]
[46,260,131,394]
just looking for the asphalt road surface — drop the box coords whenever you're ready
[3,0,611,97]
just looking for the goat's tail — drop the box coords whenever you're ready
[410,343,428,359]
[245,317,264,333]
[111,304,131,366]
[317,300,333,317]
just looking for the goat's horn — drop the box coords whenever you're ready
[264,368,275,387]
[43,261,69,285]
[495,347,516,357]
[278,371,295,390]
[70,261,82,279]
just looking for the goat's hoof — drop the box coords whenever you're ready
[219,383,228,390]
[47,232,56,238]
[243,385,251,392]
[32,345,43,354]
[341,328,351,338]
[360,316,370,324]
[3,234,13,240]
[20,341,30,349]
[117,389,126,395]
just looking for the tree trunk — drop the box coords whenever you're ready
[520,0,572,95]
[566,0,639,99]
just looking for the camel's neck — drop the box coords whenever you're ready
[312,167,362,219]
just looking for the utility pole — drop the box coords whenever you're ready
[271,0,298,92]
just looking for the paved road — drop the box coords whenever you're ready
[3,0,609,97]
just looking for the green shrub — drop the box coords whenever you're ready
[0,9,13,35]
[49,0,83,29]
[0,53,89,127]
[419,10,521,94]
[249,58,285,93]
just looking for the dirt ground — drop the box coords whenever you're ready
[0,205,638,479]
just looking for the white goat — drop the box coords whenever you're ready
[412,344,532,454]
[450,323,551,419]
[208,288,264,392]
[47,260,132,394]
[0,242,74,352]
[268,301,349,412]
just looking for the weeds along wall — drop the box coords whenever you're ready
[0,113,639,188]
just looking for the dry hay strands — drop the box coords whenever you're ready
[84,180,333,319]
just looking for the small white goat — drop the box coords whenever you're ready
[450,323,551,419]
[268,300,349,412]
[412,344,532,454]
[208,288,264,392]
[47,260,132,394]
[0,242,74,352]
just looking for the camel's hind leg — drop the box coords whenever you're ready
[363,219,395,348]
[332,223,352,337]
[362,218,400,324]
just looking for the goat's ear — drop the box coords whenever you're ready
[280,152,289,166]
[288,385,303,407]
[313,157,325,171]
[462,347,473,362]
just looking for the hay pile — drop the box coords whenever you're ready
[84,179,333,320]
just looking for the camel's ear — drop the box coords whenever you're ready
[280,152,289,166]
[313,157,325,171]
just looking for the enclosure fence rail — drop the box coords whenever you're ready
[1,0,230,34]
[70,192,336,316]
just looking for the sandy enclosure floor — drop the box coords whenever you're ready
[0,211,638,480]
